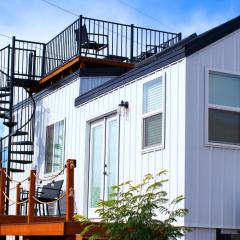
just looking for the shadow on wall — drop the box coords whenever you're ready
[34,99,50,174]
[0,120,4,137]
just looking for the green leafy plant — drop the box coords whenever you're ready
[74,170,188,240]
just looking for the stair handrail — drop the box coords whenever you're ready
[0,75,36,142]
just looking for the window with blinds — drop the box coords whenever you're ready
[45,120,65,174]
[142,77,164,149]
[208,71,240,146]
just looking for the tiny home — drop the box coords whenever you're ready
[1,15,240,240]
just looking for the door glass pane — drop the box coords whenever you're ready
[45,124,54,173]
[143,78,163,113]
[143,113,162,147]
[89,124,103,208]
[209,108,240,144]
[53,120,64,172]
[209,72,240,108]
[106,119,118,198]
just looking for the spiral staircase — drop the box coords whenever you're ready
[0,38,45,213]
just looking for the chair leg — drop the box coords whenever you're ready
[42,204,45,216]
[46,204,49,216]
[38,203,41,216]
[57,201,61,216]
[25,202,27,216]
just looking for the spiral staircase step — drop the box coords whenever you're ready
[3,121,17,127]
[0,107,10,111]
[10,159,33,164]
[11,150,34,155]
[0,113,9,119]
[9,168,25,173]
[0,100,10,104]
[0,87,10,92]
[12,130,28,136]
[0,93,10,98]
[11,141,33,146]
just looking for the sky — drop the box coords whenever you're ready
[0,0,240,136]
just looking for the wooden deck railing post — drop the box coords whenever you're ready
[16,183,21,216]
[66,159,76,222]
[27,170,36,223]
[0,168,6,215]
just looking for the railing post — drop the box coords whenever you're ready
[130,24,134,63]
[78,15,83,57]
[6,36,16,215]
[16,183,21,216]
[0,138,2,168]
[66,159,76,222]
[0,168,6,215]
[178,32,182,41]
[41,44,46,76]
[27,170,36,223]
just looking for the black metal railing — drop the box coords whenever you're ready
[42,15,181,75]
[1,15,182,81]
[13,40,45,81]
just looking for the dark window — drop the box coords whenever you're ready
[209,109,240,145]
[208,71,240,145]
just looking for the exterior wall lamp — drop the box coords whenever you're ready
[118,100,129,115]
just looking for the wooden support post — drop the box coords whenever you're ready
[0,168,6,215]
[27,170,36,223]
[16,183,21,216]
[80,63,85,69]
[66,159,76,222]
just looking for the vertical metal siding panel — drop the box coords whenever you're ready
[185,228,216,240]
[178,60,186,216]
[186,29,240,229]
[135,80,143,184]
[33,63,186,224]
[129,83,137,183]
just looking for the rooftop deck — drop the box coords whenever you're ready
[0,15,181,89]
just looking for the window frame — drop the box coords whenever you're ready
[141,73,166,152]
[205,68,240,149]
[44,118,66,175]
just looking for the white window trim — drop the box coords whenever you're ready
[44,118,66,176]
[205,68,240,149]
[141,73,166,152]
[87,113,120,219]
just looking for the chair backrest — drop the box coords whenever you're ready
[39,180,64,200]
[75,24,89,45]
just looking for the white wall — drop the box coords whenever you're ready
[185,29,240,229]
[184,228,216,240]
[34,60,186,224]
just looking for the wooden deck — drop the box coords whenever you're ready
[0,217,106,239]
[0,219,82,236]
[0,159,90,240]
[38,56,134,90]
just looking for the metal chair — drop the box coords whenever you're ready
[75,24,109,56]
[20,180,64,216]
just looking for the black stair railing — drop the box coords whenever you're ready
[0,37,38,214]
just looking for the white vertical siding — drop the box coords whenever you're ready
[185,228,216,240]
[34,59,186,225]
[185,29,240,229]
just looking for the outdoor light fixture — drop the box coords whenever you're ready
[118,100,129,115]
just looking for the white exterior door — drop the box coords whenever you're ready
[88,114,119,218]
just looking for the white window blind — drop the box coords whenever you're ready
[143,78,163,113]
[142,77,164,149]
